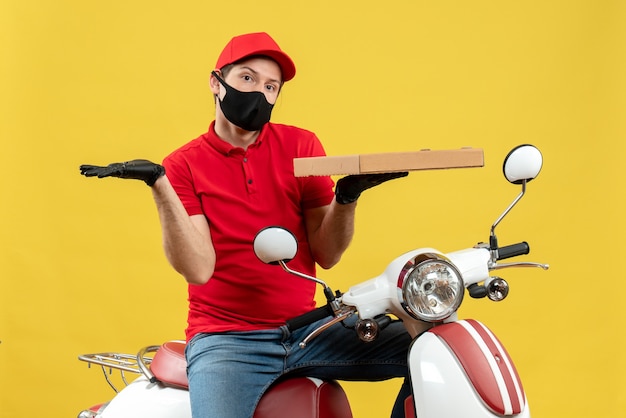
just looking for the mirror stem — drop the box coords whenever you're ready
[490,180,527,246]
[278,260,329,289]
[278,260,338,307]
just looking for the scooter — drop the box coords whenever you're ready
[78,144,548,418]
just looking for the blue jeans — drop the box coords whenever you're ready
[185,317,412,418]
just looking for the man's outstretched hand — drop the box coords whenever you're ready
[335,172,409,205]
[79,159,165,186]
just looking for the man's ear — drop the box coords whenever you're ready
[209,70,221,95]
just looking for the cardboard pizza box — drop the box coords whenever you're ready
[293,147,484,177]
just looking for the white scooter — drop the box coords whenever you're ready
[78,144,548,418]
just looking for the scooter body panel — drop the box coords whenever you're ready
[99,376,191,418]
[408,320,530,418]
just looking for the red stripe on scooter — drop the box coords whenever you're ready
[430,320,524,415]
[465,320,525,414]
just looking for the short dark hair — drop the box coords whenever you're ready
[219,63,235,78]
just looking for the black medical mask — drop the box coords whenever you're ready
[212,71,274,132]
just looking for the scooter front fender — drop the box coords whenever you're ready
[99,376,191,418]
[408,319,530,418]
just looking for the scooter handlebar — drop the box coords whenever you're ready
[497,241,530,260]
[285,305,333,332]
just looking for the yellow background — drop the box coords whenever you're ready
[1,0,625,417]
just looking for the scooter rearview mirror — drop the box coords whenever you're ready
[253,226,298,265]
[490,144,544,248]
[502,144,543,184]
[253,226,333,294]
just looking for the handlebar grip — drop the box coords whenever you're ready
[285,305,333,332]
[497,242,530,260]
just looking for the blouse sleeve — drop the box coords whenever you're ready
[162,151,204,217]
[297,131,335,210]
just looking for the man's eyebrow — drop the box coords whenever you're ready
[239,66,281,84]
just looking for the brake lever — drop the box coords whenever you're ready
[299,307,356,349]
[490,261,550,270]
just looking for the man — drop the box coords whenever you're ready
[81,32,411,418]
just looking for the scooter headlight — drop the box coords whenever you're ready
[398,254,464,322]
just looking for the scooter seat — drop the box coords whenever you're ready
[254,377,353,418]
[150,341,353,418]
[150,341,189,389]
